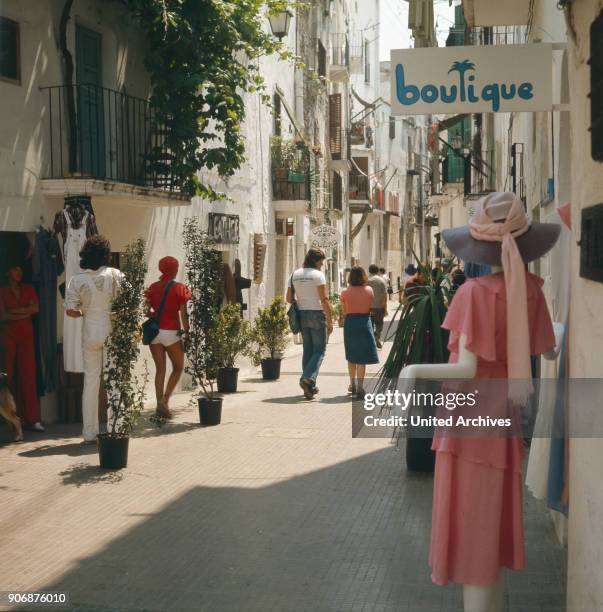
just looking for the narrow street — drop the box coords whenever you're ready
[0,325,565,612]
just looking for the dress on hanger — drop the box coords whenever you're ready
[62,210,88,372]
[429,271,555,587]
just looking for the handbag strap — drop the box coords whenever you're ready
[155,280,175,321]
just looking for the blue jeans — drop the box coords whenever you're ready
[299,310,327,386]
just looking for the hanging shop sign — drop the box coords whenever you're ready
[390,44,552,115]
[310,224,341,250]
[208,213,239,244]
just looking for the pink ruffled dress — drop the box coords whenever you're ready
[429,272,555,586]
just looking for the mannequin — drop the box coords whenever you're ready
[402,265,563,612]
[402,193,562,612]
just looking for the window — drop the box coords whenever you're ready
[0,17,20,84]
[329,93,342,160]
[590,10,603,162]
[318,40,327,78]
[273,92,282,136]
[364,39,370,83]
[389,116,396,140]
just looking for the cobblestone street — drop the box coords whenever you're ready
[0,327,566,611]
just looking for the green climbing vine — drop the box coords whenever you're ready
[121,0,300,199]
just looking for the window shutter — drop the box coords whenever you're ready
[329,93,342,160]
[332,172,342,210]
[591,10,603,161]
[389,116,396,139]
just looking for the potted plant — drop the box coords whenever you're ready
[378,257,455,472]
[329,293,343,327]
[100,239,148,470]
[248,296,290,380]
[270,135,295,180]
[214,303,251,393]
[183,217,224,426]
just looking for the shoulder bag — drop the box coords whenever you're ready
[287,274,301,334]
[142,280,175,345]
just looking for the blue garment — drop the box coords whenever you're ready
[32,229,64,393]
[299,310,327,385]
[547,325,569,516]
[344,314,379,365]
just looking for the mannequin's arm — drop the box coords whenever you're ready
[400,333,477,382]
[543,322,565,361]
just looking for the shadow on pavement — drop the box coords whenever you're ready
[31,446,566,612]
[18,442,97,458]
[60,462,124,487]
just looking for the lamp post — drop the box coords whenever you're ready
[267,10,292,40]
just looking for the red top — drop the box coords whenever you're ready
[145,281,191,330]
[341,285,374,314]
[0,284,38,334]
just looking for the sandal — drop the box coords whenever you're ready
[156,400,173,419]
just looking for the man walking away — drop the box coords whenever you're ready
[286,248,333,399]
[367,264,388,348]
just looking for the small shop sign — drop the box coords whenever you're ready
[208,213,239,244]
[390,44,552,115]
[310,224,341,250]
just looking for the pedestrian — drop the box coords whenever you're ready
[65,236,123,443]
[400,263,417,303]
[379,266,389,285]
[0,264,44,432]
[366,264,388,348]
[286,248,333,399]
[403,265,427,302]
[340,266,379,399]
[145,256,191,419]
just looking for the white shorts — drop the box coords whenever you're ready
[151,329,181,347]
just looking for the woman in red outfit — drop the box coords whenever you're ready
[145,257,191,419]
[0,265,44,431]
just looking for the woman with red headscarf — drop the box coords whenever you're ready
[145,256,191,419]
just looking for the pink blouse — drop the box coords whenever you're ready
[341,285,374,314]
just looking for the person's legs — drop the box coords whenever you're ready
[303,319,327,386]
[347,362,357,391]
[163,341,185,407]
[300,323,314,377]
[82,342,103,441]
[15,330,41,426]
[149,343,167,406]
[356,364,366,395]
[370,308,385,346]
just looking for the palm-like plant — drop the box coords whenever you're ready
[380,256,456,380]
[448,59,475,101]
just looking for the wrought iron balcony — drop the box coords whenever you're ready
[271,138,311,201]
[41,84,179,191]
[349,174,370,202]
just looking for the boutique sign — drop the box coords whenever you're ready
[390,44,552,115]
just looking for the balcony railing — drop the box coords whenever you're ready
[41,84,179,191]
[466,26,522,46]
[349,174,370,201]
[271,141,311,201]
[441,149,495,195]
[331,33,350,66]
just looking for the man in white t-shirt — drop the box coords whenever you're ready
[286,248,333,399]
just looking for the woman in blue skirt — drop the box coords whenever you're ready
[340,266,379,398]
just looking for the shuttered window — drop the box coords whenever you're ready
[389,116,396,139]
[0,17,20,84]
[329,93,342,160]
[591,10,603,161]
[332,172,343,210]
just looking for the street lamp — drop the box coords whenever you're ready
[267,10,292,40]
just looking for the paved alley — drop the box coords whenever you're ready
[0,326,566,611]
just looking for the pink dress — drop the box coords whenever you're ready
[429,272,555,586]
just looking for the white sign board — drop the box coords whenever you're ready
[309,225,341,250]
[390,44,552,115]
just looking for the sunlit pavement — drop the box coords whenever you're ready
[0,320,565,611]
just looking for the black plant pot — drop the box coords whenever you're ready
[98,434,130,470]
[261,358,281,380]
[405,435,435,472]
[217,367,239,393]
[198,397,223,426]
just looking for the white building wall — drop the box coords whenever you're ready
[0,0,297,421]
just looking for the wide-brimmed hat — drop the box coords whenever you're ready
[441,192,561,266]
